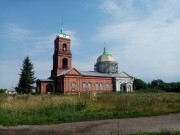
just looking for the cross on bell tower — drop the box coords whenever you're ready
[51,26,72,79]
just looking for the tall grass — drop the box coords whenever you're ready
[0,92,180,126]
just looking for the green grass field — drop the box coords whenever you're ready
[0,92,180,126]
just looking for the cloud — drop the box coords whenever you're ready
[100,0,148,21]
[5,24,31,41]
[97,0,180,82]
[66,30,80,48]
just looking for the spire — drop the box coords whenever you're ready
[103,47,108,55]
[58,18,70,39]
[60,18,64,34]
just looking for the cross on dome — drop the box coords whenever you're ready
[57,18,70,39]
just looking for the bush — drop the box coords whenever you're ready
[75,100,88,111]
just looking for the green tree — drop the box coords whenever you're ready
[133,78,148,90]
[16,56,36,94]
[150,79,165,90]
[165,82,180,92]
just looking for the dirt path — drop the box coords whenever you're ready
[0,113,180,135]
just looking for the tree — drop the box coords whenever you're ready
[133,78,148,90]
[165,82,180,92]
[16,56,36,94]
[150,79,165,90]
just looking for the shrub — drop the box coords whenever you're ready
[75,100,88,111]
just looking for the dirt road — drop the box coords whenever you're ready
[0,113,180,135]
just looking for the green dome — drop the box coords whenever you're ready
[57,28,70,39]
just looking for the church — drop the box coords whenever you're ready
[36,27,134,94]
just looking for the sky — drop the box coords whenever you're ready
[0,0,180,89]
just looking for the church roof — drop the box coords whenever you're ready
[57,68,114,77]
[79,71,113,77]
[114,72,134,78]
[57,68,133,79]
[58,68,73,76]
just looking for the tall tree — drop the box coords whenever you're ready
[150,79,165,90]
[16,56,36,94]
[133,78,148,90]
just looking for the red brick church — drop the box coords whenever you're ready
[36,27,134,94]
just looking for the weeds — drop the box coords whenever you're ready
[0,93,180,126]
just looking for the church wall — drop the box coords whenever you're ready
[61,75,113,94]
[115,77,134,92]
[37,82,55,94]
[55,77,64,93]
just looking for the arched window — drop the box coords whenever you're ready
[62,58,68,68]
[46,84,54,93]
[100,83,103,90]
[110,84,113,90]
[82,83,86,91]
[88,83,91,91]
[106,83,109,90]
[72,82,76,91]
[95,83,98,91]
[63,43,67,51]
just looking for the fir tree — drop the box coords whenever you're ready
[16,56,36,94]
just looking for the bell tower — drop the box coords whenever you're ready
[51,28,72,79]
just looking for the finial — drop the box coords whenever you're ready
[103,42,108,55]
[103,47,108,55]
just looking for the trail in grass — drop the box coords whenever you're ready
[0,113,180,135]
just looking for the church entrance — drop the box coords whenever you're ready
[120,83,126,92]
[46,84,54,93]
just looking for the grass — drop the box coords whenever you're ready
[128,129,180,135]
[0,92,180,126]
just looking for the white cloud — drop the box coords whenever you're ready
[66,30,81,56]
[66,30,80,48]
[101,0,121,17]
[5,24,31,41]
[97,0,180,82]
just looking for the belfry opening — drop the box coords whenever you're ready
[62,58,68,68]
